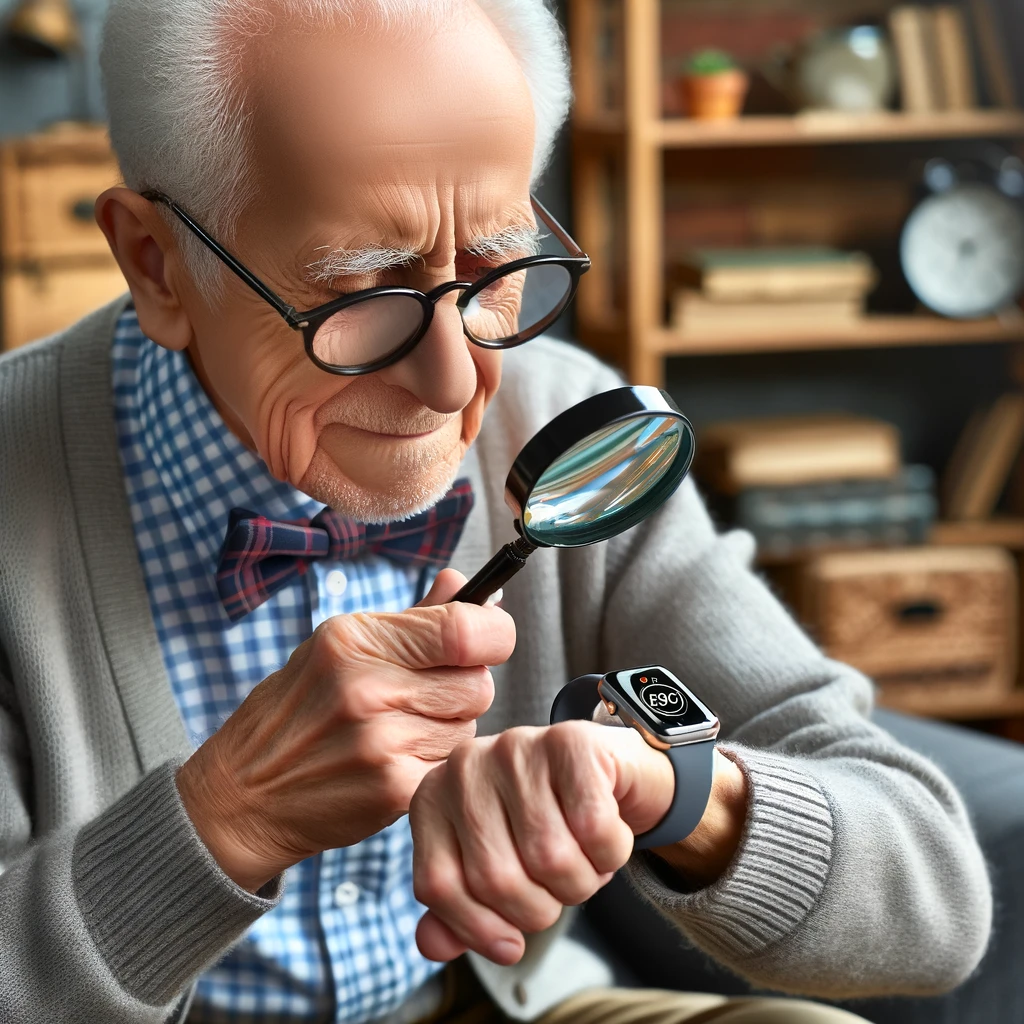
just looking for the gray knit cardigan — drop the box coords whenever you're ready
[0,298,992,1023]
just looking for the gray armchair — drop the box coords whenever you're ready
[584,710,1024,1023]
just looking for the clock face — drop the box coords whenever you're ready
[900,184,1024,319]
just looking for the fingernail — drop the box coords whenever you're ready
[490,937,522,964]
[485,589,504,607]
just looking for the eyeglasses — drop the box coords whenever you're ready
[142,190,590,376]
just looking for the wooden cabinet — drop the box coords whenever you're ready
[0,124,128,351]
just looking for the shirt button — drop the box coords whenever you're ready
[325,570,348,597]
[334,881,361,908]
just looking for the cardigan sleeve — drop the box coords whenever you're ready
[0,661,282,1024]
[600,478,992,999]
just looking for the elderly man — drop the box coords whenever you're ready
[0,1,991,1023]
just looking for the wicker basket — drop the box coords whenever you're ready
[793,546,1018,716]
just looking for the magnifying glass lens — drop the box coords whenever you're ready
[451,387,694,606]
[523,414,685,547]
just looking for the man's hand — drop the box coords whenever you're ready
[410,722,747,966]
[176,569,515,893]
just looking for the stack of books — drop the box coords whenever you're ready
[670,248,878,335]
[694,414,937,559]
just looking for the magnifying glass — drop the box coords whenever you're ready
[453,386,696,605]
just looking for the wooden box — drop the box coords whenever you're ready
[792,546,1018,716]
[1,125,127,351]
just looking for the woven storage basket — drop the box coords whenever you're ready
[794,546,1018,716]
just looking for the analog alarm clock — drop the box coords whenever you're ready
[900,156,1024,319]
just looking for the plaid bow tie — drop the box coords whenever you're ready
[216,479,474,622]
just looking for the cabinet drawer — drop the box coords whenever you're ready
[2,262,127,350]
[793,546,1018,716]
[4,160,121,262]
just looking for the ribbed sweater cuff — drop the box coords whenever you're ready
[625,746,834,963]
[72,760,282,1005]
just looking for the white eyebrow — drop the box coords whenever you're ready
[303,224,546,285]
[305,245,422,284]
[466,224,545,262]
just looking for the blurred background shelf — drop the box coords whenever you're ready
[645,314,1024,356]
[568,0,1024,387]
[932,518,1024,549]
[878,686,1024,719]
[576,109,1024,148]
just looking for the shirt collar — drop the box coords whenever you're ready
[120,307,322,569]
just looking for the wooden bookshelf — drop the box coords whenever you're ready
[568,0,1024,386]
[576,109,1024,149]
[648,313,1024,357]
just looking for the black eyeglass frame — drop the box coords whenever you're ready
[142,189,591,376]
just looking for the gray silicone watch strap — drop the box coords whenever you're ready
[550,674,715,849]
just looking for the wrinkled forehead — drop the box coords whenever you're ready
[239,3,536,245]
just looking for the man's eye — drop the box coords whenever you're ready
[456,255,502,281]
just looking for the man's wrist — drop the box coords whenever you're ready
[176,749,284,893]
[651,749,747,889]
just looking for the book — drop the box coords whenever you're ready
[970,0,1017,108]
[671,292,863,334]
[890,6,943,112]
[718,466,937,560]
[695,414,902,495]
[933,5,978,110]
[670,248,878,303]
[942,393,1024,520]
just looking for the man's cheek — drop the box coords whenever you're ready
[463,352,502,442]
[249,398,320,485]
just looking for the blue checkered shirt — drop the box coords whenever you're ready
[112,308,444,1023]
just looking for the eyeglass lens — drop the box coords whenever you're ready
[310,263,574,370]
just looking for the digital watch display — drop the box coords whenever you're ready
[598,667,718,748]
[550,665,719,849]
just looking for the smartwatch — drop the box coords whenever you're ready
[550,666,719,849]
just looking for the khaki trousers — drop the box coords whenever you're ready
[432,960,869,1024]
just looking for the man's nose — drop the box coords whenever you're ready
[379,292,477,414]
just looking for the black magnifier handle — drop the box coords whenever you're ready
[451,536,537,605]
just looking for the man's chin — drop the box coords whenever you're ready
[298,447,464,524]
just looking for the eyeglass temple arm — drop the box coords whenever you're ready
[530,195,587,259]
[141,191,303,326]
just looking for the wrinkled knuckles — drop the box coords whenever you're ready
[437,602,477,667]
[445,739,485,784]
[566,806,632,871]
[464,667,496,719]
[375,762,425,816]
[414,858,463,911]
[545,719,595,754]
[520,834,580,887]
[490,727,536,774]
[348,720,404,772]
[329,675,382,724]
[464,859,527,910]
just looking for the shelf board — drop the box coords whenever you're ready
[878,687,1024,721]
[649,314,1024,357]
[932,519,1024,550]
[575,110,1024,149]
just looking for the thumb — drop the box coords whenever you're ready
[418,568,469,607]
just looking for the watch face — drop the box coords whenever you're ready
[600,667,718,742]
[901,184,1024,318]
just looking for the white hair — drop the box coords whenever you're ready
[100,0,571,295]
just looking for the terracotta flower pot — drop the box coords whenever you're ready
[680,69,750,120]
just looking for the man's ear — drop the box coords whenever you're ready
[95,187,194,352]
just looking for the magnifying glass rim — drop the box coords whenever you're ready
[506,386,695,548]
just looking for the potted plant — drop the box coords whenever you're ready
[679,49,750,120]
